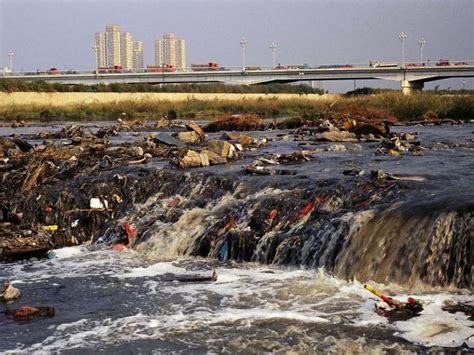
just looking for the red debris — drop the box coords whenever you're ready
[268,209,278,220]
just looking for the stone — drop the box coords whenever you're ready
[203,150,228,165]
[177,131,200,144]
[179,150,210,168]
[208,140,236,158]
[128,146,144,157]
[38,131,50,139]
[185,121,205,141]
[314,131,357,142]
[154,133,186,148]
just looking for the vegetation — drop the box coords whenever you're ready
[0,79,473,122]
[0,79,324,95]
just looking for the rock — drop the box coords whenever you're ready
[128,146,144,157]
[221,132,242,141]
[239,135,254,146]
[179,150,210,168]
[38,131,50,139]
[401,133,416,141]
[154,133,186,148]
[177,131,200,144]
[185,121,205,141]
[11,138,34,152]
[203,150,228,165]
[1,282,21,301]
[314,131,357,142]
[208,140,237,159]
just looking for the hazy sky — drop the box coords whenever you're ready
[1,0,473,91]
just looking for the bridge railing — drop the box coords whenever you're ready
[2,60,474,77]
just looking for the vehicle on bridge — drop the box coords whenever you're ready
[370,61,398,68]
[406,63,425,67]
[436,59,454,66]
[318,64,354,69]
[245,66,262,71]
[46,67,60,75]
[146,64,176,73]
[98,65,124,73]
[191,62,220,71]
[274,64,288,70]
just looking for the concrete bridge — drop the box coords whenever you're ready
[4,64,474,94]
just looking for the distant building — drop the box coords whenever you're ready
[95,24,141,70]
[176,39,186,70]
[155,32,186,70]
[120,32,133,70]
[132,41,144,71]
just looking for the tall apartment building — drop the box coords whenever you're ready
[95,24,140,70]
[132,41,144,71]
[120,32,133,70]
[154,32,186,70]
[176,39,186,70]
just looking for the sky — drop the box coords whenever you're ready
[0,0,473,92]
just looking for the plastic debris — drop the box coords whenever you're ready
[41,225,58,232]
[5,306,55,321]
[0,282,21,301]
[90,198,109,210]
[364,284,423,321]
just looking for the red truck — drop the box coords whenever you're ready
[146,64,176,73]
[191,62,219,71]
[98,65,123,73]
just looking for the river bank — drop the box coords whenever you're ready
[0,91,473,122]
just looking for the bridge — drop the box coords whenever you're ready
[4,64,474,95]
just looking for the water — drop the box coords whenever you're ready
[1,122,473,352]
[1,247,472,353]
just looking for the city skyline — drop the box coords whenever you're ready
[1,0,473,91]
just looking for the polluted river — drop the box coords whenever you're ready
[0,115,472,353]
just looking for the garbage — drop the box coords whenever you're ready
[177,131,200,144]
[41,225,58,232]
[169,270,218,283]
[127,146,144,157]
[442,301,474,321]
[177,149,210,168]
[154,133,186,148]
[314,130,358,142]
[90,198,109,210]
[204,113,263,132]
[185,121,206,141]
[364,284,423,321]
[0,282,21,301]
[5,306,55,321]
[343,168,365,176]
[371,170,426,182]
[208,140,237,159]
[11,138,34,152]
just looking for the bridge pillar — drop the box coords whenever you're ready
[401,80,424,95]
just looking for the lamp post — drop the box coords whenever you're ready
[398,31,407,67]
[463,80,466,90]
[7,50,14,73]
[418,37,426,65]
[92,44,98,76]
[240,37,247,71]
[270,42,277,68]
[299,72,304,88]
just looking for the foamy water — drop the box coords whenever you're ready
[1,246,472,353]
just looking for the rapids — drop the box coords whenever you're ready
[1,122,473,352]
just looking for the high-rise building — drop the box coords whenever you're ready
[154,32,186,70]
[105,24,121,67]
[132,41,144,71]
[95,24,141,69]
[120,32,133,70]
[176,39,186,70]
[95,32,107,67]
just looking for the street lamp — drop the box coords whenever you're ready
[240,37,247,71]
[92,44,98,76]
[7,50,14,73]
[270,42,277,68]
[462,80,466,90]
[418,37,426,65]
[398,31,407,67]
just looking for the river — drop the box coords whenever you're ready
[0,121,473,352]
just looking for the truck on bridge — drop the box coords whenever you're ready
[191,63,220,71]
[146,64,176,73]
